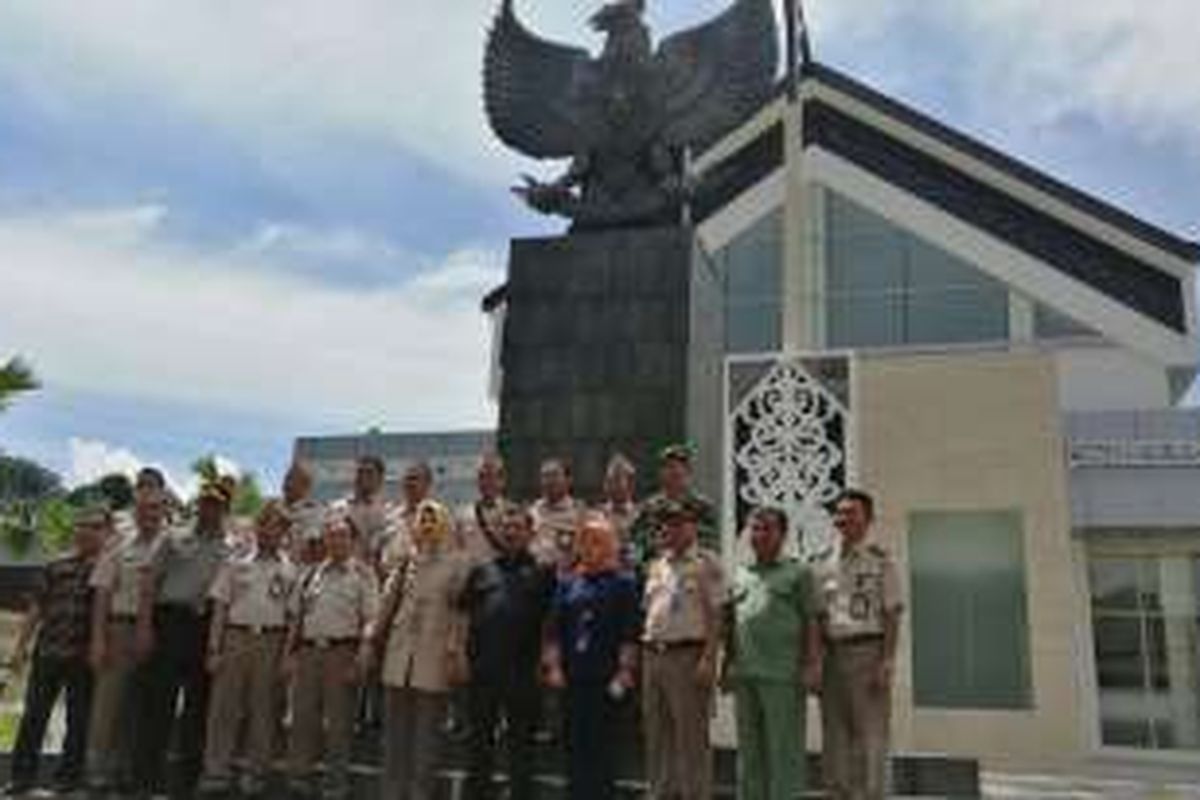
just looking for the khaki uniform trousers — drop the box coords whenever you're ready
[86,618,139,787]
[288,642,359,794]
[380,687,446,800]
[642,644,713,800]
[821,639,890,800]
[203,628,286,785]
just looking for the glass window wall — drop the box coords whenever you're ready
[1089,553,1200,750]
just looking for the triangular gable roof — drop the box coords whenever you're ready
[692,61,1196,359]
[801,63,1199,264]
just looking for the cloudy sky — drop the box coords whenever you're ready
[1,0,1197,495]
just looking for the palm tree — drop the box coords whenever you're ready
[0,357,39,412]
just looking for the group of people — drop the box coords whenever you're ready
[5,444,903,800]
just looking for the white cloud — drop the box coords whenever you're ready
[0,207,503,436]
[67,438,147,489]
[67,437,245,499]
[0,1,787,188]
[58,204,170,248]
[0,1,602,185]
[814,1,1200,154]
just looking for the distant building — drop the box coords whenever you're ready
[293,430,494,508]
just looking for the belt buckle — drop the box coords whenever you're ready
[315,637,329,650]
[251,624,263,636]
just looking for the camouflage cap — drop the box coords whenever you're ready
[658,443,693,465]
[659,498,699,522]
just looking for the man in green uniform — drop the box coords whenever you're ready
[630,444,718,566]
[725,507,820,800]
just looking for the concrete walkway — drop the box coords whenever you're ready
[984,772,1200,799]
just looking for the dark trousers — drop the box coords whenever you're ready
[466,676,539,800]
[565,682,620,800]
[10,655,93,786]
[134,606,211,794]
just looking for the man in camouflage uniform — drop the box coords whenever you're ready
[631,445,718,567]
[811,489,904,800]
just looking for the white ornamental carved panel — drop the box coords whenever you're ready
[727,356,852,558]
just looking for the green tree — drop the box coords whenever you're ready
[0,357,39,412]
[191,454,220,484]
[66,473,135,511]
[37,498,77,554]
[0,455,64,557]
[231,472,264,517]
[0,455,63,505]
[190,454,262,517]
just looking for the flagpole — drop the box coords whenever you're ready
[784,0,799,102]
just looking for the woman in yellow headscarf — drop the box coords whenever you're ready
[544,513,641,800]
[367,498,467,800]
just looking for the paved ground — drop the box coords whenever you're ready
[983,772,1200,799]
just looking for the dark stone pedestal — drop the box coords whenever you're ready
[498,226,723,501]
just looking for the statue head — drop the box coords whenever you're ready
[589,0,645,35]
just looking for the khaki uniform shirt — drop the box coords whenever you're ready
[380,547,468,692]
[379,502,421,573]
[815,540,903,641]
[285,498,325,544]
[294,559,380,642]
[530,496,584,572]
[600,500,637,542]
[454,498,509,568]
[211,549,298,631]
[643,546,725,644]
[348,496,393,561]
[90,532,163,618]
[152,527,230,611]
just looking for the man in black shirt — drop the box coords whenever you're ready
[460,505,555,800]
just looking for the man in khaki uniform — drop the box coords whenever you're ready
[379,462,435,573]
[454,453,511,568]
[201,502,298,796]
[86,488,167,793]
[286,514,379,799]
[283,462,325,562]
[811,489,904,800]
[529,458,584,573]
[642,501,724,800]
[598,453,638,564]
[135,479,232,796]
[346,456,394,569]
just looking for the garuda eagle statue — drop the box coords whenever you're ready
[484,0,779,231]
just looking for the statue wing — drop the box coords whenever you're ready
[655,0,779,149]
[484,0,592,160]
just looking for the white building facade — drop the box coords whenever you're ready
[691,65,1200,772]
